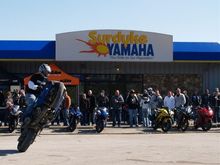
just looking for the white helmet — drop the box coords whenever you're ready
[39,63,51,76]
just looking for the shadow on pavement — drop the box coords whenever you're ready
[77,129,97,135]
[51,127,68,133]
[0,127,9,133]
[141,126,220,134]
[0,149,18,156]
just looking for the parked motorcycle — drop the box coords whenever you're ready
[149,108,173,132]
[194,106,214,131]
[8,105,23,133]
[95,107,108,133]
[17,81,65,152]
[68,107,82,132]
[176,106,194,132]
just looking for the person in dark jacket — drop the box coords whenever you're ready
[126,89,139,127]
[0,90,5,107]
[24,64,51,124]
[80,93,90,126]
[87,90,96,125]
[111,90,124,127]
[97,90,109,108]
[191,90,202,107]
[183,90,190,107]
[201,89,212,107]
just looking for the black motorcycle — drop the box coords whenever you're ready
[17,81,65,152]
[8,105,23,133]
[95,107,108,133]
[176,106,194,131]
[68,107,82,132]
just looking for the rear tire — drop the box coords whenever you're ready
[161,118,172,132]
[202,120,212,131]
[17,129,37,152]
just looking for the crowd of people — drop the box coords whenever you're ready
[78,87,220,128]
[0,86,220,128]
[0,63,219,128]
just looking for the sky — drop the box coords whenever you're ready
[0,0,219,42]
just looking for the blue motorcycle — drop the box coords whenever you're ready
[17,81,65,152]
[68,107,82,132]
[95,107,108,133]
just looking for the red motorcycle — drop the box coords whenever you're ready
[194,106,214,131]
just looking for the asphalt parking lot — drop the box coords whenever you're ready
[0,125,220,165]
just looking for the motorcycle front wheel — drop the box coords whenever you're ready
[161,118,172,132]
[179,116,189,132]
[17,128,38,152]
[68,118,77,132]
[96,119,104,133]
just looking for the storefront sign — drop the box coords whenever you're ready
[56,30,173,62]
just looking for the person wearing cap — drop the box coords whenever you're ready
[140,90,151,127]
[126,89,140,127]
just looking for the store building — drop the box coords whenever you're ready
[0,30,220,98]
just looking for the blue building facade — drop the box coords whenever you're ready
[0,39,220,95]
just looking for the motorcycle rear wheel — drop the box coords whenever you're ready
[202,120,212,131]
[161,118,172,132]
[17,128,38,152]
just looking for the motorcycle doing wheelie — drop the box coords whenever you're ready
[17,81,66,152]
[67,106,82,132]
[149,107,173,132]
[95,107,108,133]
[194,106,214,131]
[8,105,23,133]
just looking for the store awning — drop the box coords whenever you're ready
[24,64,80,86]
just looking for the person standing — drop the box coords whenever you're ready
[174,88,186,125]
[87,90,96,125]
[154,90,163,108]
[111,90,124,127]
[201,89,211,107]
[164,91,175,110]
[183,90,190,107]
[97,90,109,108]
[211,88,220,123]
[62,91,71,126]
[79,93,89,126]
[126,89,139,128]
[0,90,5,107]
[191,90,202,108]
[175,88,186,108]
[140,91,151,127]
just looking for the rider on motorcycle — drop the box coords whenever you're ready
[23,64,51,124]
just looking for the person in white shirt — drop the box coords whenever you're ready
[164,91,175,110]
